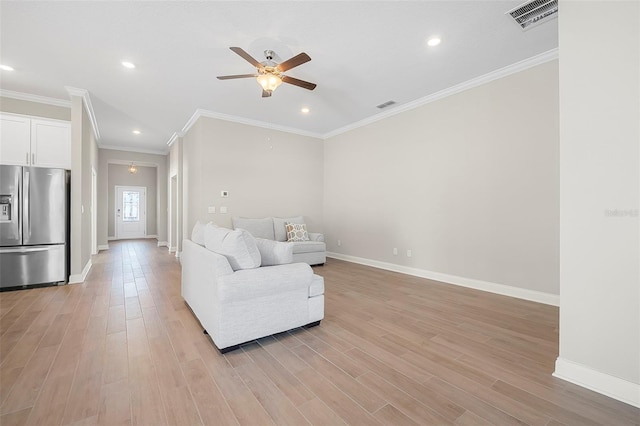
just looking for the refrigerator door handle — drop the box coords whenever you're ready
[23,170,29,239]
[0,246,53,253]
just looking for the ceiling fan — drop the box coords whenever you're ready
[217,47,317,97]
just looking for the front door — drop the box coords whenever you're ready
[115,186,146,239]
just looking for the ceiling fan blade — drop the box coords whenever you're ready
[217,74,257,80]
[277,52,311,72]
[262,90,272,98]
[282,75,317,91]
[229,47,263,69]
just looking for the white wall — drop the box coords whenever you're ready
[324,60,560,300]
[97,149,168,247]
[169,138,183,254]
[555,0,639,407]
[182,117,324,236]
[0,96,71,121]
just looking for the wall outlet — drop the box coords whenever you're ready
[220,206,228,214]
[207,206,215,214]
[393,248,398,256]
[406,249,412,257]
[337,239,342,247]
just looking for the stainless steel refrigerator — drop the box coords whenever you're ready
[0,165,69,289]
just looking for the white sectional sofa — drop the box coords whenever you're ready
[232,216,326,266]
[181,222,324,353]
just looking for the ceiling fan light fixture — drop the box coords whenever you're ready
[256,73,282,93]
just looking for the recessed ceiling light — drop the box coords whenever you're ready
[132,130,141,135]
[0,64,14,71]
[121,61,136,69]
[301,107,310,114]
[427,37,441,47]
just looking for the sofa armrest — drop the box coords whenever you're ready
[308,233,325,242]
[218,263,313,303]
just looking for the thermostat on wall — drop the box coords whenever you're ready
[221,190,229,197]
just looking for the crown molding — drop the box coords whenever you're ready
[65,86,101,142]
[100,144,168,156]
[183,108,323,139]
[0,89,71,108]
[322,48,559,139]
[166,131,184,147]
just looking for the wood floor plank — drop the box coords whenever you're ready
[345,347,464,423]
[357,371,449,425]
[181,358,238,426]
[26,372,75,426]
[374,403,421,426]
[294,367,381,425]
[0,344,58,415]
[234,354,311,425]
[243,341,316,407]
[297,398,347,426]
[291,344,387,413]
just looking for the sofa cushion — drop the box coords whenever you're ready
[309,275,324,297]
[291,241,326,254]
[204,224,261,271]
[255,238,293,266]
[286,223,309,242]
[232,217,275,240]
[191,220,207,246]
[274,216,304,242]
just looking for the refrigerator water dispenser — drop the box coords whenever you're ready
[0,195,12,222]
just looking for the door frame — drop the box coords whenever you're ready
[114,185,147,240]
[91,167,97,255]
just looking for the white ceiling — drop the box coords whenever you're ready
[0,1,558,154]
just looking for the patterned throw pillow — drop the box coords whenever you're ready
[285,222,309,242]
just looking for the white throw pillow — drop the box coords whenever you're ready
[191,220,207,246]
[273,216,304,242]
[255,238,293,266]
[204,224,261,270]
[285,223,310,242]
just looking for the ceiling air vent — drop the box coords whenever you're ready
[506,0,558,31]
[376,100,396,109]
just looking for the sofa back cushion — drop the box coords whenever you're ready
[204,224,261,270]
[191,220,208,246]
[232,217,275,240]
[273,216,305,242]
[255,238,293,266]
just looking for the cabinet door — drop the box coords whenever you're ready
[30,119,71,169]
[0,114,31,166]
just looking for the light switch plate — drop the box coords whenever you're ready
[207,206,215,214]
[220,206,228,214]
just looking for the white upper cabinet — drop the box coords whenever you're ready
[30,118,71,169]
[0,114,31,166]
[0,113,71,169]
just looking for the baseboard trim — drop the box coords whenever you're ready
[68,259,92,284]
[326,252,559,306]
[168,246,177,253]
[108,235,158,241]
[157,241,168,248]
[554,358,640,408]
[97,244,109,251]
[176,251,181,259]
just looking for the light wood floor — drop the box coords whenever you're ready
[1,240,638,426]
